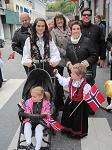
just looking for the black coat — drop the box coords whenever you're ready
[12,25,32,55]
[106,31,112,52]
[81,22,106,60]
[66,35,97,69]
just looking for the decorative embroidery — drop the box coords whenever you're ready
[30,37,50,61]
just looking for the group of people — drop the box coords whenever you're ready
[10,7,112,150]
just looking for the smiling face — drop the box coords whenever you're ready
[56,17,64,28]
[71,24,81,39]
[35,20,45,35]
[81,10,92,24]
[20,13,31,27]
[70,63,87,81]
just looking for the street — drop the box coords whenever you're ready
[0,40,112,150]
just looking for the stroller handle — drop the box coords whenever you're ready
[18,111,48,127]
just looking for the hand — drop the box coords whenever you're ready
[49,62,57,68]
[97,59,105,68]
[68,63,73,70]
[27,63,33,68]
[53,69,58,75]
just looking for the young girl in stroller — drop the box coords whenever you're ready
[19,86,51,150]
[17,68,55,150]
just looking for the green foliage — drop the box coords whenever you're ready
[47,0,76,14]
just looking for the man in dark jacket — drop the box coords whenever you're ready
[81,8,106,115]
[12,13,32,74]
[81,8,106,82]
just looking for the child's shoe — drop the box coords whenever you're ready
[26,143,34,150]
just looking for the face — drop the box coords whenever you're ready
[71,69,82,81]
[20,15,31,27]
[81,11,92,24]
[56,18,64,28]
[71,24,81,38]
[31,90,44,103]
[94,17,100,24]
[35,21,45,35]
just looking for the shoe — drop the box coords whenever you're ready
[59,106,64,111]
[3,78,7,82]
[40,147,49,150]
[26,143,34,150]
[26,145,31,150]
[67,133,87,139]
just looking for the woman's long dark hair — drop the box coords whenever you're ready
[32,18,52,44]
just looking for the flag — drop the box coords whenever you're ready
[8,51,15,60]
[85,84,105,112]
[48,115,64,131]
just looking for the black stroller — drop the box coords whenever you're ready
[17,68,55,150]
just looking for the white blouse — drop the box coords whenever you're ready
[22,37,61,66]
[56,73,91,95]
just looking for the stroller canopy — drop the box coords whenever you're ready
[22,68,55,100]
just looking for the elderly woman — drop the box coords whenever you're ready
[51,14,70,114]
[22,18,61,76]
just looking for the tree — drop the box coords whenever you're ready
[47,0,76,14]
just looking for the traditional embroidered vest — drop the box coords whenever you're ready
[30,37,50,62]
[68,79,86,101]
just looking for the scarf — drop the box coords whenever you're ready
[71,33,82,44]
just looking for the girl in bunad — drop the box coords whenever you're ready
[19,86,51,150]
[55,63,91,138]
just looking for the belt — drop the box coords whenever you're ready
[32,59,48,64]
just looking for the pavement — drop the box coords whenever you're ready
[1,39,112,150]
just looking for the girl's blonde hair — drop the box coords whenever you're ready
[30,86,50,100]
[72,63,87,78]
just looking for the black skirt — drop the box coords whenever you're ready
[61,97,88,137]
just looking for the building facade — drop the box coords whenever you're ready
[0,0,46,40]
[31,0,47,23]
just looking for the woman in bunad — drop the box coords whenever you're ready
[22,17,61,76]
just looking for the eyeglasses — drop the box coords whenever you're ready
[82,14,91,17]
